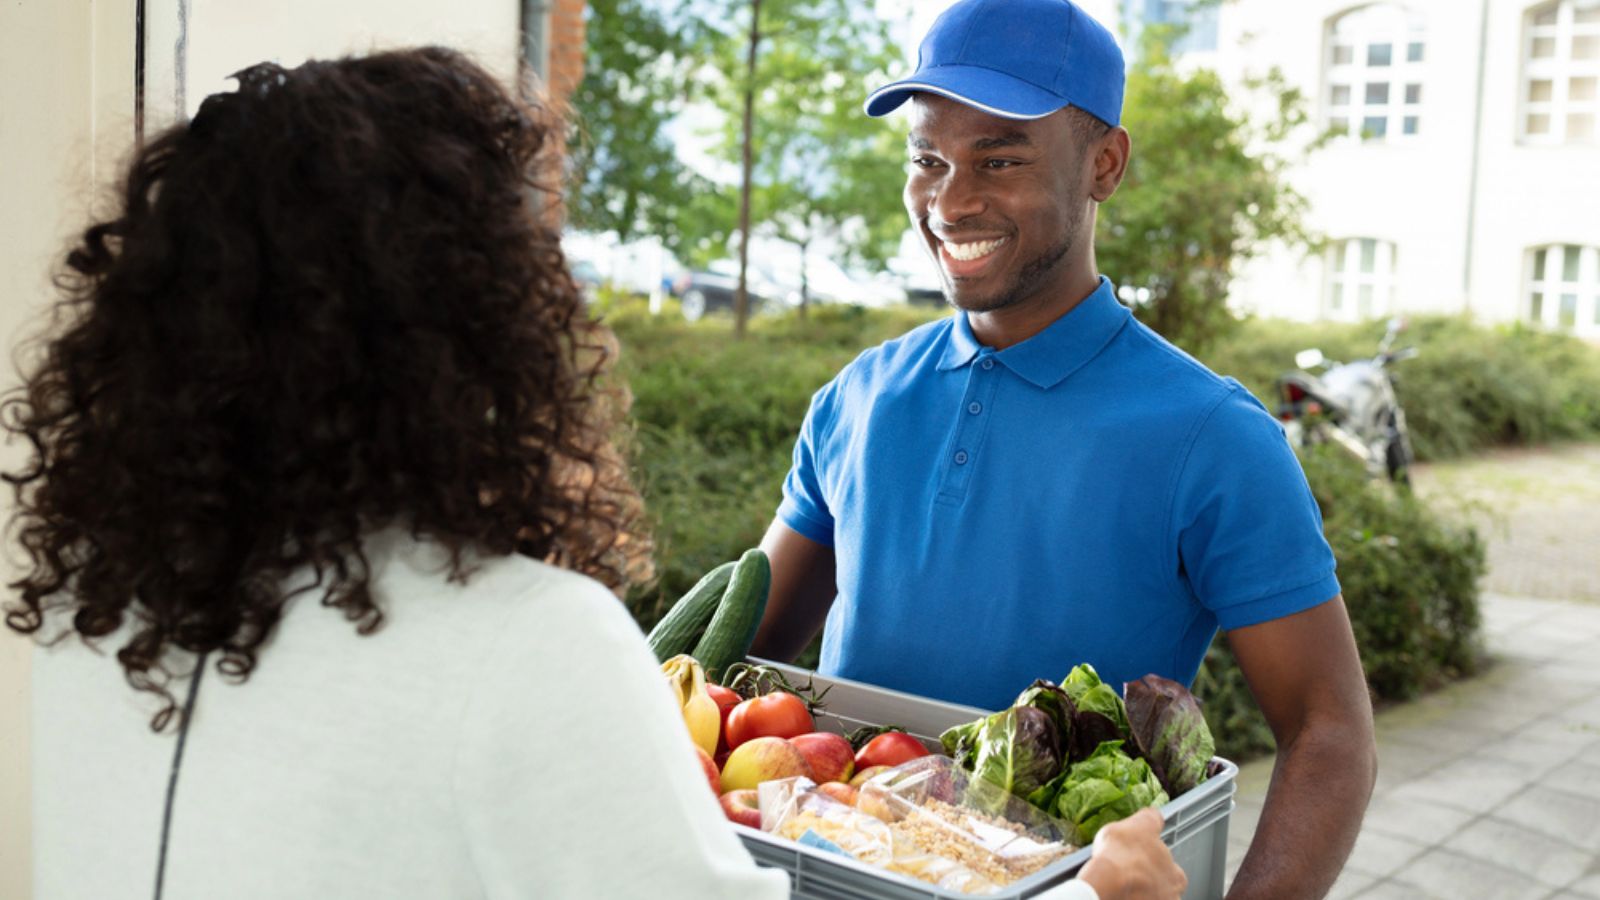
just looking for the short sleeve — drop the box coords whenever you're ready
[776,377,840,547]
[453,572,790,900]
[1170,387,1341,631]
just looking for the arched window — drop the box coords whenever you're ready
[1521,1,1600,144]
[1325,238,1398,321]
[1324,4,1427,141]
[1526,244,1600,334]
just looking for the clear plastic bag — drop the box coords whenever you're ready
[760,757,1078,895]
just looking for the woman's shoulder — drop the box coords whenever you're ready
[370,530,636,645]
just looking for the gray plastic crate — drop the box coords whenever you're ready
[734,660,1236,900]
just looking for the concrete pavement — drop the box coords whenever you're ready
[1223,444,1600,899]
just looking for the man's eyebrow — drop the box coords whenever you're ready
[905,131,1034,151]
[972,131,1032,150]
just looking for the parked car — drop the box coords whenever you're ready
[671,259,789,322]
[765,255,907,310]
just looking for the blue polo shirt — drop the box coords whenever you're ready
[777,277,1340,711]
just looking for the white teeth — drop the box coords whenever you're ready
[942,238,1006,261]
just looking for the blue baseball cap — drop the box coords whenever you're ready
[864,0,1126,126]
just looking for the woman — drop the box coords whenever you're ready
[6,47,1182,900]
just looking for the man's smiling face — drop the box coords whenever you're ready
[904,94,1093,314]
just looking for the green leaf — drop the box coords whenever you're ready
[1045,741,1170,845]
[969,706,1062,801]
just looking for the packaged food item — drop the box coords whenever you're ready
[760,757,1077,895]
[759,777,893,865]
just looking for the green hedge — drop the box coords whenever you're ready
[607,301,1528,761]
[1207,316,1600,463]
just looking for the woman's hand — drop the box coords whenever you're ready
[1077,808,1187,899]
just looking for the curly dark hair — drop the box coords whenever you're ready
[3,47,652,730]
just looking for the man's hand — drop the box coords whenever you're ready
[1078,808,1187,899]
[1225,595,1377,899]
[746,519,837,663]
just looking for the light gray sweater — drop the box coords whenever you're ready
[31,531,789,899]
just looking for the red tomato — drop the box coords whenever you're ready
[725,692,813,749]
[853,732,930,771]
[706,684,742,752]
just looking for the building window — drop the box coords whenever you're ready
[1522,1,1600,144]
[1325,238,1398,321]
[1158,0,1220,53]
[1526,245,1600,335]
[1325,4,1427,141]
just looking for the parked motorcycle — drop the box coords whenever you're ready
[1275,317,1418,484]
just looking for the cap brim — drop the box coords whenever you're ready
[863,65,1067,120]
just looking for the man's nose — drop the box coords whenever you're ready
[926,167,986,225]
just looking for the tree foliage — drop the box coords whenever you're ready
[696,0,909,330]
[1098,29,1316,355]
[567,0,711,255]
[714,2,907,268]
[572,0,909,332]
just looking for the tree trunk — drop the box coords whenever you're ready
[734,0,762,339]
[798,237,810,321]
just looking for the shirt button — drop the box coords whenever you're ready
[954,450,969,465]
[968,401,982,415]
[980,359,995,371]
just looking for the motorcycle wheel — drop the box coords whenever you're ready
[1385,411,1415,485]
[1385,437,1410,485]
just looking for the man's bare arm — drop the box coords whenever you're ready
[747,519,837,663]
[1225,595,1377,900]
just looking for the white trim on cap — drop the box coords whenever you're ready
[863,81,1062,120]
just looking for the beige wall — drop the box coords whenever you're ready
[182,2,521,120]
[0,3,524,897]
[1,4,135,898]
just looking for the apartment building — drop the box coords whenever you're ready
[1143,0,1600,338]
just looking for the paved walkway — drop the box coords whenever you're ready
[1224,444,1600,900]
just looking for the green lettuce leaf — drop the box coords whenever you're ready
[939,717,984,769]
[1060,663,1131,761]
[1044,740,1170,845]
[969,706,1063,803]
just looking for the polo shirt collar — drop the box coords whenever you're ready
[936,276,1129,389]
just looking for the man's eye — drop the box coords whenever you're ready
[909,156,942,169]
[984,158,1018,169]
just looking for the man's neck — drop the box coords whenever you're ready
[965,268,1103,351]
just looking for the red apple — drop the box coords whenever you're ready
[790,732,855,783]
[695,746,721,796]
[815,781,859,807]
[848,764,892,788]
[719,788,761,828]
[720,736,814,792]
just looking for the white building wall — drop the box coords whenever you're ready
[1470,0,1600,331]
[1195,0,1600,334]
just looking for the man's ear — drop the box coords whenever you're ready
[1091,127,1131,203]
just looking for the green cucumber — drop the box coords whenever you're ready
[647,561,736,662]
[692,548,771,681]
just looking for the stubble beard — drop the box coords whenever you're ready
[942,203,1083,315]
